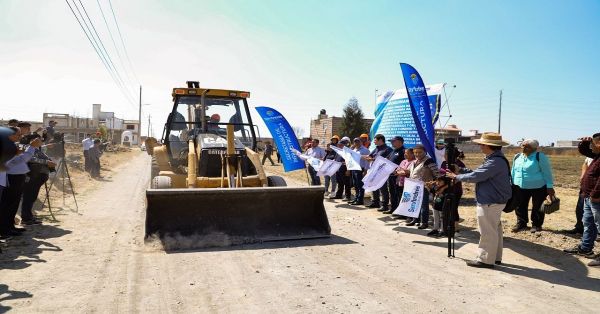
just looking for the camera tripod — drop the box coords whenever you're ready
[40,141,79,220]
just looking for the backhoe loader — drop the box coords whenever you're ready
[144,81,330,245]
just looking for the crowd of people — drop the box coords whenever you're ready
[293,131,600,268]
[0,119,106,252]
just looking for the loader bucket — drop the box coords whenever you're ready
[145,186,331,246]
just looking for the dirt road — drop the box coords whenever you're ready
[1,152,599,313]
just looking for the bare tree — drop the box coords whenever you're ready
[292,126,305,138]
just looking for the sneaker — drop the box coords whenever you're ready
[563,246,594,257]
[466,260,494,268]
[511,224,528,233]
[426,230,439,237]
[22,219,43,225]
[417,223,429,230]
[588,258,600,267]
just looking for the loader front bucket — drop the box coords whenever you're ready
[145,186,331,246]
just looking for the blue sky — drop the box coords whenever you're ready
[1,0,598,144]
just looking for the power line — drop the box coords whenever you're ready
[95,0,137,94]
[65,0,133,106]
[75,0,136,106]
[108,0,139,83]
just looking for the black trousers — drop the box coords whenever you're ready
[21,172,49,221]
[515,185,547,227]
[0,174,27,234]
[372,180,390,207]
[83,150,90,172]
[307,166,321,185]
[334,166,351,198]
[388,176,400,210]
[574,192,584,232]
[261,154,275,165]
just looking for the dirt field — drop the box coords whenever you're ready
[1,151,599,313]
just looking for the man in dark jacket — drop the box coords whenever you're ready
[21,133,55,225]
[330,138,352,200]
[261,141,275,166]
[364,134,392,210]
[564,133,600,267]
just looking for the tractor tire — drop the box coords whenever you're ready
[267,175,287,187]
[151,176,172,189]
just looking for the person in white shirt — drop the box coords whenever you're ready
[82,134,94,173]
[305,139,326,185]
[434,139,446,169]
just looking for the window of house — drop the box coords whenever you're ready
[126,125,135,130]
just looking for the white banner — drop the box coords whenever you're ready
[316,159,342,177]
[392,178,425,218]
[330,145,362,171]
[307,157,323,171]
[343,147,362,171]
[362,156,398,192]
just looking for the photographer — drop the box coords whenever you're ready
[88,139,103,178]
[21,133,55,225]
[0,127,42,238]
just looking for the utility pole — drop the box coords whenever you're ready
[498,89,502,134]
[147,114,151,138]
[138,85,142,146]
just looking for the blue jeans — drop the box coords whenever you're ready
[580,197,600,251]
[351,170,364,202]
[416,189,430,224]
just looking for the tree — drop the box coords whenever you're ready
[341,97,367,139]
[292,125,305,139]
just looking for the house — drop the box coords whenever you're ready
[309,109,374,145]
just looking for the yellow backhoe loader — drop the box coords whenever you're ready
[144,81,330,245]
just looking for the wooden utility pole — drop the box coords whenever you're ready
[498,89,503,134]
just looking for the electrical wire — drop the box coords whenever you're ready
[108,0,139,83]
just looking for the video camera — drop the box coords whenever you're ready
[0,127,18,170]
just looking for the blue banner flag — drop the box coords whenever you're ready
[255,107,305,172]
[399,63,436,163]
[369,84,442,150]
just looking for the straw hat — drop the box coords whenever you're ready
[473,132,510,147]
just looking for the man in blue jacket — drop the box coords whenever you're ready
[447,133,511,268]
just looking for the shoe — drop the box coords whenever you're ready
[377,206,389,212]
[495,261,502,265]
[417,224,429,230]
[588,258,600,267]
[511,224,528,232]
[426,230,439,237]
[383,209,394,214]
[343,198,353,202]
[465,260,494,268]
[367,203,380,208]
[563,246,595,257]
[406,220,417,226]
[585,253,600,260]
[324,191,330,196]
[22,219,43,225]
[437,231,448,238]
[11,227,26,233]
[530,226,542,233]
[329,195,342,200]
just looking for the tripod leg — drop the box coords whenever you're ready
[44,181,56,221]
[63,162,79,212]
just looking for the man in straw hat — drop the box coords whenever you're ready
[446,132,512,268]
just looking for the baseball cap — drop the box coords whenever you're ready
[360,133,369,138]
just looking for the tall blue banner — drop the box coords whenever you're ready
[399,63,436,163]
[369,84,442,152]
[255,106,305,172]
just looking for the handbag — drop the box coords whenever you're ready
[539,195,560,214]
[503,184,521,213]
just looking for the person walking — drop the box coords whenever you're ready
[563,157,594,235]
[564,133,600,267]
[446,133,512,268]
[261,141,275,166]
[82,134,94,173]
[511,139,555,233]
